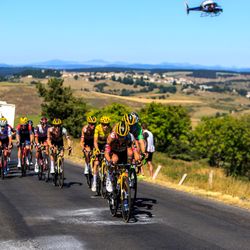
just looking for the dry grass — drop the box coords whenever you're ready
[0,82,42,115]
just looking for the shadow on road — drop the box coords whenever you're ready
[64,181,83,188]
[129,197,157,223]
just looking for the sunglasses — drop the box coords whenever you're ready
[88,123,96,126]
[54,125,61,128]
[101,123,109,127]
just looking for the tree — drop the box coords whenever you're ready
[140,103,192,156]
[193,115,250,178]
[36,78,87,137]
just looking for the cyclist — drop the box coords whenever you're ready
[47,118,72,174]
[1,116,15,163]
[16,117,34,169]
[80,116,97,176]
[105,121,134,192]
[34,117,50,173]
[92,116,112,192]
[0,117,13,174]
[124,113,146,155]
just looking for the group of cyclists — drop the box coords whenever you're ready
[0,116,71,177]
[0,111,150,193]
[80,112,148,193]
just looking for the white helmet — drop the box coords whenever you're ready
[0,117,7,127]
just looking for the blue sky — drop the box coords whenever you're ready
[0,0,249,67]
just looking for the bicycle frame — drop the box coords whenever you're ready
[20,143,28,177]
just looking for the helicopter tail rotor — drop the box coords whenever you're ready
[185,1,190,15]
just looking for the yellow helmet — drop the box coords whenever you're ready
[19,117,28,125]
[87,116,97,124]
[115,121,130,137]
[100,116,111,124]
[123,114,136,125]
[52,118,62,126]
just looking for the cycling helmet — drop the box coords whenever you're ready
[0,117,7,127]
[28,120,33,126]
[40,116,48,124]
[52,118,62,126]
[20,117,28,125]
[123,113,136,126]
[131,112,139,123]
[115,121,129,137]
[87,116,97,124]
[100,116,111,124]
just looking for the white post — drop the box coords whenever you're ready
[178,173,187,185]
[208,170,214,188]
[152,165,162,180]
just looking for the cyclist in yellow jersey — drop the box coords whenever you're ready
[92,116,112,192]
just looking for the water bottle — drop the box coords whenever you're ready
[124,199,128,211]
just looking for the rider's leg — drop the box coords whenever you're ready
[17,147,21,168]
[92,159,98,191]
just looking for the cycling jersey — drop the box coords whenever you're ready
[35,124,50,143]
[48,126,68,148]
[81,125,95,147]
[129,123,144,140]
[94,124,111,145]
[0,126,12,140]
[106,132,134,153]
[16,124,33,143]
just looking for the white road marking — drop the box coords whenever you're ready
[0,235,85,250]
[24,207,158,226]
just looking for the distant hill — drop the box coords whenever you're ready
[1,60,250,75]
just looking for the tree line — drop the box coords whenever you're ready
[36,78,250,179]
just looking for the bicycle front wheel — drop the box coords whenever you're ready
[121,176,132,223]
[0,153,4,180]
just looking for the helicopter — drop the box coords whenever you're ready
[185,0,223,17]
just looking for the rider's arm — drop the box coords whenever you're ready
[28,124,34,144]
[104,135,112,162]
[80,127,85,149]
[94,126,99,151]
[16,125,20,143]
[8,127,12,148]
[47,128,52,147]
[62,127,72,148]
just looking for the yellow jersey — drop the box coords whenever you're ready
[94,124,111,145]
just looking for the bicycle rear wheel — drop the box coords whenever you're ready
[38,159,43,180]
[21,159,26,177]
[121,176,132,223]
[57,157,64,188]
[108,177,119,216]
[44,155,50,182]
[129,167,137,205]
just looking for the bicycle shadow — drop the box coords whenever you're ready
[129,197,157,223]
[64,181,83,188]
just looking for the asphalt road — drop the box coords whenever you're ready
[0,149,250,250]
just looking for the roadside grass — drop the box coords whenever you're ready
[151,152,250,208]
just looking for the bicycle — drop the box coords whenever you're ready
[128,162,137,205]
[96,151,105,196]
[37,145,50,181]
[51,146,71,188]
[83,148,93,189]
[18,142,28,177]
[108,163,132,223]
